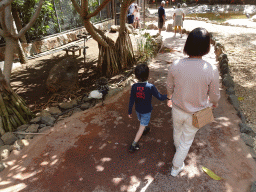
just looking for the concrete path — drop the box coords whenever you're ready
[0,31,256,192]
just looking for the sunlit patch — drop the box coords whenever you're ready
[112,177,123,185]
[1,183,27,191]
[101,157,111,162]
[30,177,39,182]
[127,175,141,191]
[231,135,239,141]
[40,161,49,166]
[89,146,93,149]
[6,160,16,166]
[120,185,128,191]
[95,165,104,172]
[79,177,83,181]
[0,180,12,186]
[50,159,58,166]
[10,165,19,171]
[43,152,49,156]
[99,143,107,150]
[138,158,146,164]
[140,175,154,192]
[156,161,165,167]
[22,155,27,159]
[51,155,57,159]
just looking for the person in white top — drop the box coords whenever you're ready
[173,3,185,37]
[133,5,141,29]
[166,28,220,177]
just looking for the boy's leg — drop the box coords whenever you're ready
[134,124,146,143]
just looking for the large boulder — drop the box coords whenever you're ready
[110,25,120,32]
[146,23,158,30]
[46,57,79,93]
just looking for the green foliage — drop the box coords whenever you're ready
[12,0,58,42]
[136,32,158,62]
[89,0,101,23]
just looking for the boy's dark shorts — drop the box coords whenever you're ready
[158,20,164,29]
[136,111,151,126]
[128,15,134,24]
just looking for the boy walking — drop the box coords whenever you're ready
[128,63,168,152]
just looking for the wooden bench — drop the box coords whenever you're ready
[63,45,82,57]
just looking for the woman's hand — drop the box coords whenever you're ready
[128,114,132,118]
[167,100,172,108]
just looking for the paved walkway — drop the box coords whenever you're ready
[0,31,256,192]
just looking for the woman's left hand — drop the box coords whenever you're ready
[167,100,172,108]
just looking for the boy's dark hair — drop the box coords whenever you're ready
[177,3,181,8]
[135,63,149,82]
[183,27,210,57]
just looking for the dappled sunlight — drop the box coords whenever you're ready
[112,177,123,185]
[95,165,104,172]
[138,158,146,164]
[1,183,27,192]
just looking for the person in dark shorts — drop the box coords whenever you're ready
[128,63,167,152]
[158,1,166,34]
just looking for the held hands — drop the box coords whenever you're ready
[128,114,132,118]
[167,100,172,108]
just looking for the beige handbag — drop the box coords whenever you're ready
[192,107,214,128]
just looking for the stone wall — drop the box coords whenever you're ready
[0,19,114,61]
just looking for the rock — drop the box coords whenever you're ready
[41,116,56,126]
[0,139,4,147]
[40,124,47,128]
[25,135,34,140]
[251,15,256,22]
[251,181,256,192]
[72,108,82,115]
[182,29,186,34]
[110,25,120,32]
[226,87,235,95]
[12,139,27,151]
[46,57,79,93]
[16,124,29,131]
[237,110,246,123]
[26,124,39,133]
[49,107,62,115]
[228,94,240,111]
[81,102,91,110]
[126,24,134,34]
[239,123,256,137]
[39,126,51,133]
[17,134,25,140]
[30,117,41,124]
[0,145,11,160]
[241,133,255,148]
[0,162,5,172]
[166,24,173,32]
[38,110,51,117]
[223,75,234,88]
[59,99,77,109]
[1,132,18,145]
[82,95,93,103]
[220,63,229,75]
[146,23,158,30]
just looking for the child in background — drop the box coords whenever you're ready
[128,63,168,152]
[133,5,141,29]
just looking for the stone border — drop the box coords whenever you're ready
[211,36,256,184]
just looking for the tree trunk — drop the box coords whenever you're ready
[3,37,16,83]
[0,68,34,134]
[115,1,136,69]
[12,8,27,43]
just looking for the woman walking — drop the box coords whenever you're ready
[166,28,220,177]
[173,3,185,37]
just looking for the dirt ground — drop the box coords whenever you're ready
[0,26,256,192]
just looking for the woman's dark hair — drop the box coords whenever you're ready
[183,27,210,57]
[135,63,149,82]
[177,3,181,8]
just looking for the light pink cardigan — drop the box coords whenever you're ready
[166,58,220,114]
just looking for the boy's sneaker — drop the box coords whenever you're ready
[129,143,140,153]
[171,163,185,177]
[143,126,150,135]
